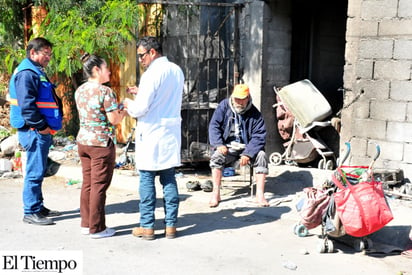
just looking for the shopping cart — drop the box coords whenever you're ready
[293,142,393,253]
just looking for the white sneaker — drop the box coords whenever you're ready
[90,228,116,239]
[81,227,89,235]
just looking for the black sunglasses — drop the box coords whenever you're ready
[138,51,150,59]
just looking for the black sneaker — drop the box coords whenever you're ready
[23,213,54,225]
[40,207,61,217]
[186,181,201,192]
[200,180,213,192]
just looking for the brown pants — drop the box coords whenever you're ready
[78,140,115,234]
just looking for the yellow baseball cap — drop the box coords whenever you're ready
[232,84,250,99]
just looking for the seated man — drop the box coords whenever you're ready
[208,83,269,207]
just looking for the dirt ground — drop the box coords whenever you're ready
[0,163,411,275]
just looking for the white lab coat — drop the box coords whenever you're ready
[126,56,184,171]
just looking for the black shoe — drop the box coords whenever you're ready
[200,180,213,192]
[186,181,201,192]
[23,213,54,225]
[40,207,61,217]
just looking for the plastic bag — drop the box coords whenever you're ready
[332,168,393,237]
[298,187,330,230]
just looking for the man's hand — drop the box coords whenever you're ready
[217,145,228,155]
[126,86,138,95]
[239,155,250,166]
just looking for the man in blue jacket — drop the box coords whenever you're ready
[208,84,269,207]
[8,37,63,225]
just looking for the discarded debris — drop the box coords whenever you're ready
[282,260,297,270]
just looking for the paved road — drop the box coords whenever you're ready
[0,164,411,275]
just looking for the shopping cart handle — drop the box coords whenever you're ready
[338,142,351,166]
[372,143,380,161]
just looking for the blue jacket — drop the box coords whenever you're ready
[208,98,266,159]
[9,58,63,130]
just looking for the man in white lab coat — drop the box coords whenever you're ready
[123,36,184,240]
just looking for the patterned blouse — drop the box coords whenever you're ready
[75,81,118,147]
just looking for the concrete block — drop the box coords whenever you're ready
[0,159,12,172]
[346,18,361,37]
[361,0,398,19]
[352,118,386,139]
[387,121,412,142]
[359,39,393,59]
[353,101,370,119]
[399,0,412,17]
[355,79,389,100]
[360,20,379,37]
[370,100,406,122]
[379,18,412,37]
[374,60,411,80]
[356,60,374,79]
[346,137,368,157]
[347,0,362,18]
[349,155,374,167]
[394,39,412,60]
[391,80,412,101]
[375,158,402,171]
[367,140,403,161]
[343,64,356,85]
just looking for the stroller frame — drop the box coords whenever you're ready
[270,80,336,169]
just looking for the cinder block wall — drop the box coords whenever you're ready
[341,0,412,179]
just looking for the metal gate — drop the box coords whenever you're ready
[141,1,243,163]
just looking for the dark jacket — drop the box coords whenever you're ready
[208,98,266,159]
[9,58,63,130]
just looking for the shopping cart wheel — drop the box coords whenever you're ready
[326,240,334,253]
[292,223,298,235]
[325,160,334,170]
[317,239,334,253]
[269,152,283,166]
[317,240,326,253]
[353,238,373,252]
[295,224,308,237]
[318,159,325,169]
[357,238,373,250]
[365,238,373,249]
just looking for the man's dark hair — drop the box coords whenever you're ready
[26,37,53,57]
[137,36,162,55]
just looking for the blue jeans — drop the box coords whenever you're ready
[139,168,179,228]
[18,129,52,214]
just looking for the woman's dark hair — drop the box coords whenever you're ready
[80,53,106,79]
[26,37,53,57]
[137,36,162,55]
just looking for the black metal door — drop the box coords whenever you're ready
[145,1,243,163]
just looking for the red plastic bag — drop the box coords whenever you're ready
[332,168,393,237]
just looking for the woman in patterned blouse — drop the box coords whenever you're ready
[75,53,126,239]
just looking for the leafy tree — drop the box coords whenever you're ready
[37,0,145,136]
[38,0,143,78]
[0,0,28,95]
[0,0,163,136]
